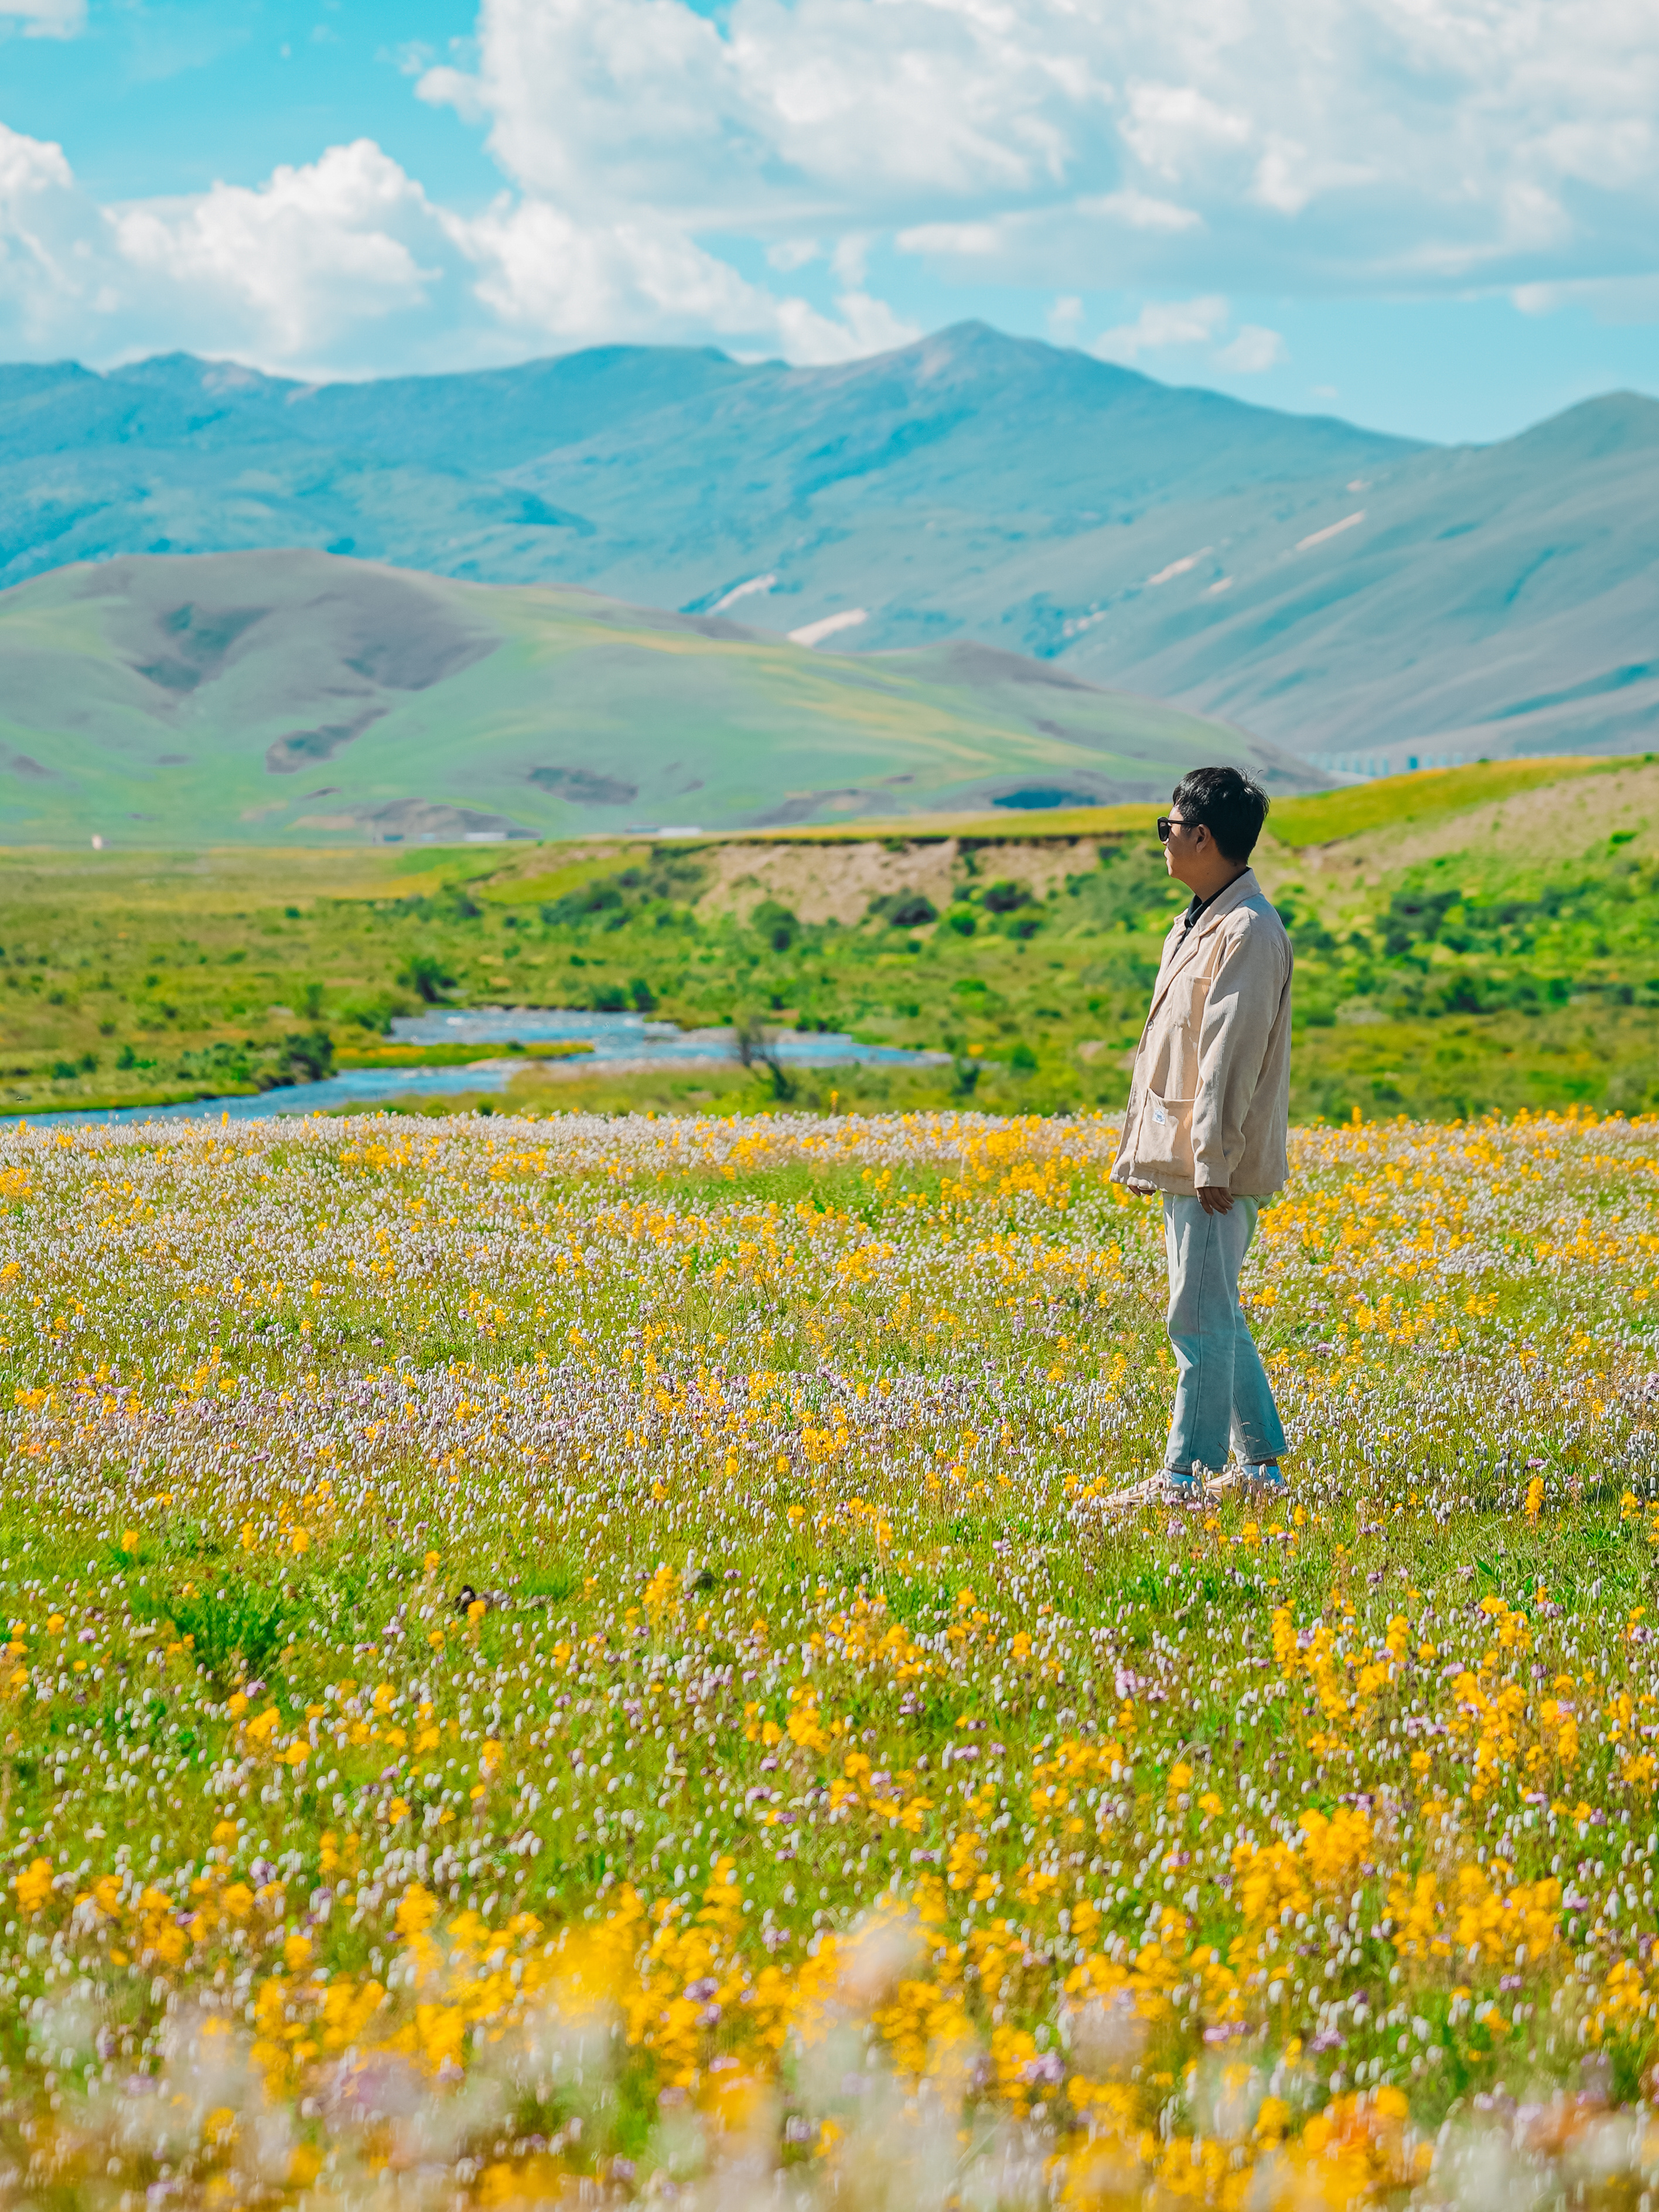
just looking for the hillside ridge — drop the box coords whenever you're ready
[2,325,1656,763]
[0,548,1311,845]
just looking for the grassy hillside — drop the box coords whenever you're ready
[0,551,1298,844]
[0,756,1657,1124]
[1263,756,1630,847]
[1064,392,1659,766]
[5,328,1659,762]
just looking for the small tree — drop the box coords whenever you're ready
[733,1012,797,1102]
[400,953,455,1005]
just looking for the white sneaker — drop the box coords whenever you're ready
[1209,1461,1287,1499]
[1111,1470,1206,1509]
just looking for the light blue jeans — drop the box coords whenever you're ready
[1162,1194,1285,1476]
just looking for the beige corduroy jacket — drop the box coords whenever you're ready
[1110,868,1293,1197]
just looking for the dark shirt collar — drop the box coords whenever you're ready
[1179,866,1250,933]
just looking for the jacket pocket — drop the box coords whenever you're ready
[1160,953,1219,1102]
[1138,1088,1195,1179]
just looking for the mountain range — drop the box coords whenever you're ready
[2,322,1656,766]
[0,549,1302,842]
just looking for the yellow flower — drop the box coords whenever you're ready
[395,1883,439,1940]
[15,1858,52,1915]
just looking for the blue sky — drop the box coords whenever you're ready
[4,0,1659,443]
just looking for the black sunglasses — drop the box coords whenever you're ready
[1157,815,1209,843]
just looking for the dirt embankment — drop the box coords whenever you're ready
[693,837,1105,924]
[1295,760,1659,889]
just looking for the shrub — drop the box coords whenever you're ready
[868,892,938,929]
[981,880,1031,914]
[750,901,799,951]
[400,953,456,1005]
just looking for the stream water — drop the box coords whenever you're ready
[3,1009,945,1130]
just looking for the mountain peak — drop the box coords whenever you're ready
[109,351,261,386]
[1503,387,1659,463]
[0,325,1652,774]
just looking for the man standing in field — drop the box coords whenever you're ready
[1111,766,1293,1504]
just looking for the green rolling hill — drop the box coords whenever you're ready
[2,325,1657,763]
[0,549,1306,844]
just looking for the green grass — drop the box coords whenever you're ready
[5,754,1659,1123]
[0,1107,1656,2203]
[1265,755,1630,848]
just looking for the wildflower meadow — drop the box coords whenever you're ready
[1,1104,1657,2209]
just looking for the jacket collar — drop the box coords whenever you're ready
[1147,867,1261,1013]
[1167,866,1260,943]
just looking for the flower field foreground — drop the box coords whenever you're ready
[0,1107,1657,2210]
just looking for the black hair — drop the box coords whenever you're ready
[1169,765,1269,863]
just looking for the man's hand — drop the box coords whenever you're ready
[1197,1184,1234,1215]
[1122,1178,1158,1197]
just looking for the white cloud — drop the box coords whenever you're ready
[830,233,871,289]
[0,125,121,353]
[1077,189,1204,234]
[424,0,1105,223]
[1119,84,1253,180]
[458,193,911,360]
[111,142,449,363]
[1091,294,1285,377]
[459,197,769,342]
[894,217,1002,259]
[429,0,1659,315]
[1513,273,1659,322]
[773,285,919,363]
[1094,294,1228,362]
[1216,322,1288,372]
[1047,293,1084,343]
[8,0,1659,377]
[414,63,490,126]
[0,118,916,374]
[0,0,82,36]
[0,127,479,370]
